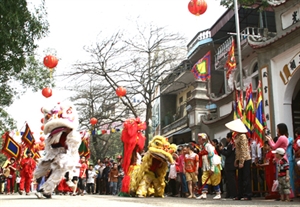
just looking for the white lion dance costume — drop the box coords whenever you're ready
[34,102,81,199]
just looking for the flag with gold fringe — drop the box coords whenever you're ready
[243,84,255,138]
[253,81,266,147]
[23,147,40,159]
[78,132,90,158]
[191,51,211,81]
[1,132,21,160]
[234,88,243,119]
[225,40,236,79]
[21,123,35,148]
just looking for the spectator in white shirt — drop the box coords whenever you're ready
[86,165,97,194]
[168,153,178,197]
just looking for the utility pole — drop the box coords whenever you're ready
[233,0,244,98]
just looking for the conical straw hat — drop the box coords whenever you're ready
[225,119,248,133]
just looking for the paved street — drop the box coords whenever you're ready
[0,194,299,207]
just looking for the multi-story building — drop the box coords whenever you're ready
[158,0,300,143]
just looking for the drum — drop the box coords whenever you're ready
[3,168,10,178]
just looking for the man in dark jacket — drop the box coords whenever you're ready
[102,162,111,195]
[219,132,237,199]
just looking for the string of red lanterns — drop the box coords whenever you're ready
[41,55,58,98]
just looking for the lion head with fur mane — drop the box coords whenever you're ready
[131,135,177,197]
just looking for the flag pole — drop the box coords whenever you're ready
[233,0,244,101]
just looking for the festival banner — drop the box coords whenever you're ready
[21,123,35,148]
[1,132,21,160]
[191,51,211,81]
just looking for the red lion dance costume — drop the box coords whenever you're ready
[120,117,146,195]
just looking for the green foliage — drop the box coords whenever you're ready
[89,132,123,164]
[0,0,51,129]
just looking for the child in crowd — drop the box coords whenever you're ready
[258,141,279,199]
[86,165,97,194]
[109,163,118,195]
[168,153,178,197]
[272,148,290,202]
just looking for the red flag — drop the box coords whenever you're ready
[225,40,236,79]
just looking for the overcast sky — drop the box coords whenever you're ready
[8,0,226,135]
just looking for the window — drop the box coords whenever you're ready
[179,96,183,103]
[187,91,191,99]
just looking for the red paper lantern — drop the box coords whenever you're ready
[102,130,106,134]
[188,0,207,16]
[41,118,44,124]
[43,55,58,68]
[42,87,52,98]
[41,125,44,131]
[40,136,45,142]
[90,117,98,125]
[116,86,126,97]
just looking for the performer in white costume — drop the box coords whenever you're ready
[34,102,81,199]
[196,133,222,200]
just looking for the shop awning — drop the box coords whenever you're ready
[172,128,191,136]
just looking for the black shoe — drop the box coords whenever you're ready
[43,193,52,199]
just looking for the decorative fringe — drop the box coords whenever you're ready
[118,192,131,197]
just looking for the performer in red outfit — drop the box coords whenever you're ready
[19,150,36,195]
[5,157,17,194]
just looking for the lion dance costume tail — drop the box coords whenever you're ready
[120,117,146,195]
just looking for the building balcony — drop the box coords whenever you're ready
[187,29,212,54]
[214,27,277,70]
[160,60,193,94]
[161,115,188,136]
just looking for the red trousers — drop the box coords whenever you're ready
[6,176,16,193]
[20,175,32,193]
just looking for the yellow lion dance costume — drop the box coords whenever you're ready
[131,136,176,197]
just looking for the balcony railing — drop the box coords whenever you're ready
[161,115,188,135]
[241,27,276,43]
[160,60,191,92]
[215,36,234,67]
[267,0,286,6]
[215,27,277,69]
[187,29,211,52]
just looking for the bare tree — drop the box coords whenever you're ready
[66,23,187,147]
[68,76,127,161]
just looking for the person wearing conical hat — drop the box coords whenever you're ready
[225,119,252,200]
